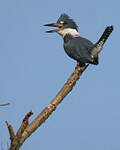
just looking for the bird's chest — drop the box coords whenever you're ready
[63,39,76,59]
[63,35,72,54]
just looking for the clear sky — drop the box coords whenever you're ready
[0,0,120,150]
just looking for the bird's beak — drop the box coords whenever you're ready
[44,23,63,33]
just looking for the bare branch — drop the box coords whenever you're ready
[7,111,33,150]
[7,64,88,150]
[15,111,33,141]
[6,121,15,142]
[20,64,88,147]
[0,103,10,106]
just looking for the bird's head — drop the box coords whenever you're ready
[44,14,79,37]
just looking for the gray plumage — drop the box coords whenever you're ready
[64,25,113,65]
[44,14,113,66]
[64,34,94,64]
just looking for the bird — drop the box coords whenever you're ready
[44,14,113,66]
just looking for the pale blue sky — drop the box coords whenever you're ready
[0,0,120,150]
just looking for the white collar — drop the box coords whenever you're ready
[57,28,80,38]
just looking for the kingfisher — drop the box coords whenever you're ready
[44,14,113,66]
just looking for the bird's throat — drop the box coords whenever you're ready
[57,28,80,38]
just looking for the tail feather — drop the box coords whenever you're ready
[91,25,113,57]
[97,25,113,44]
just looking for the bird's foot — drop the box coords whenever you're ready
[76,62,80,67]
[76,62,85,68]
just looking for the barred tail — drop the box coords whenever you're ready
[91,25,113,57]
[97,25,113,44]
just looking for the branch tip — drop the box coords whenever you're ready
[23,111,33,122]
[0,102,10,106]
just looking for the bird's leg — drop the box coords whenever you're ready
[76,62,80,67]
[76,62,85,68]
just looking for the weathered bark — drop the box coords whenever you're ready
[7,64,88,150]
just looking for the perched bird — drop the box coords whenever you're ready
[44,14,113,66]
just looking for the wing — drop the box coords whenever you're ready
[64,36,94,63]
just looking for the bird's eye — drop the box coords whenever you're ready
[60,21,64,24]
[60,21,67,25]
